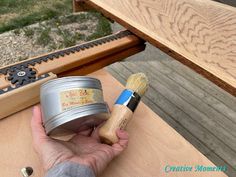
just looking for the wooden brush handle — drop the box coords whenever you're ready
[99,104,133,144]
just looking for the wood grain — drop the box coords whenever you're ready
[33,34,143,75]
[0,70,227,177]
[59,44,145,76]
[0,73,57,119]
[0,74,10,89]
[0,32,144,119]
[99,104,133,144]
[82,0,236,96]
[0,31,143,77]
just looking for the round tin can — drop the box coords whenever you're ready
[40,77,109,135]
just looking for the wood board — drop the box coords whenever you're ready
[0,70,227,177]
[77,0,236,96]
[0,73,57,118]
[0,31,145,119]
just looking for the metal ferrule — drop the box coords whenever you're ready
[115,89,141,112]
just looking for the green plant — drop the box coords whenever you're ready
[18,55,28,61]
[0,0,72,34]
[13,28,21,35]
[36,25,52,46]
[23,27,34,38]
[86,12,112,41]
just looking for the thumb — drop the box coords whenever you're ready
[111,129,129,156]
[31,106,49,146]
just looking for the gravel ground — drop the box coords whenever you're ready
[0,13,99,67]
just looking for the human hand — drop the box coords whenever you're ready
[31,105,129,176]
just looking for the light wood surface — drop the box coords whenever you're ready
[0,73,57,119]
[0,70,227,177]
[79,0,236,96]
[0,74,9,89]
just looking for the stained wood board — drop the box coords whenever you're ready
[0,70,227,177]
[33,34,142,75]
[0,33,145,119]
[78,0,236,96]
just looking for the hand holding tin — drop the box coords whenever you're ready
[31,106,128,176]
[99,73,148,145]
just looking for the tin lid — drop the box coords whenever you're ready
[45,103,110,135]
[41,76,102,92]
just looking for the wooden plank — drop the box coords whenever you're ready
[151,60,236,121]
[0,70,227,177]
[59,45,145,76]
[207,151,236,176]
[82,0,236,96]
[33,34,143,75]
[214,0,236,7]
[145,61,236,133]
[107,62,236,175]
[0,31,145,119]
[157,54,236,115]
[0,31,143,76]
[0,73,57,119]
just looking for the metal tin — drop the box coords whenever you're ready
[40,77,109,135]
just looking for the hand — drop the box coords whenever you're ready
[31,106,129,176]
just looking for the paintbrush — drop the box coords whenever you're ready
[99,73,148,145]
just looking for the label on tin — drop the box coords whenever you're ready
[60,88,103,111]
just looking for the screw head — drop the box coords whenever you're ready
[21,166,33,177]
[17,71,26,77]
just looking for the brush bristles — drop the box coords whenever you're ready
[125,73,148,97]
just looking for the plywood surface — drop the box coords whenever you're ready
[107,56,236,176]
[81,0,236,96]
[0,70,227,177]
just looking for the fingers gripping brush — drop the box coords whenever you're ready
[99,73,148,145]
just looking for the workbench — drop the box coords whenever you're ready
[0,70,228,177]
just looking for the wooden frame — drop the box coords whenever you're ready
[0,31,145,118]
[73,0,236,96]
